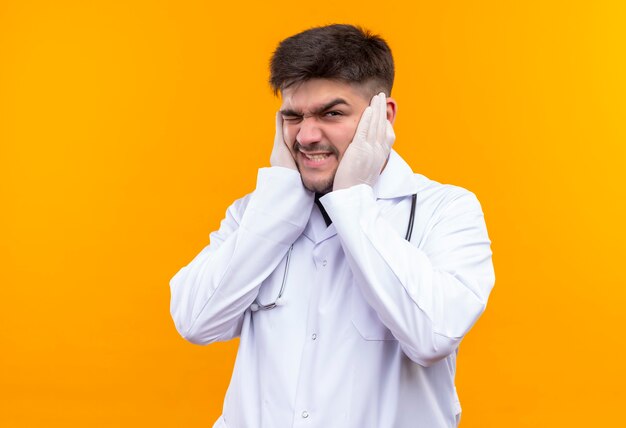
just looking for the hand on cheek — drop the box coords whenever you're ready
[270,112,298,171]
[332,93,395,191]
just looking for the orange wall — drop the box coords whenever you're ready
[1,1,625,426]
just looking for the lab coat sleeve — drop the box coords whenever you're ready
[320,184,495,366]
[169,167,314,345]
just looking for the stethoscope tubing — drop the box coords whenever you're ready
[252,193,417,311]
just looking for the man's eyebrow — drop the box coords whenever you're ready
[311,98,350,115]
[279,108,302,117]
[280,98,351,117]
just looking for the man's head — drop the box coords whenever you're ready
[270,24,394,97]
[270,24,397,194]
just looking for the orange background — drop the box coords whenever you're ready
[1,1,625,426]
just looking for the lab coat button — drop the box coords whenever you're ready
[311,333,317,340]
[302,411,309,418]
[322,260,327,267]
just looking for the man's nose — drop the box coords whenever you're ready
[296,117,323,146]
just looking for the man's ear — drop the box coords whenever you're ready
[386,97,398,124]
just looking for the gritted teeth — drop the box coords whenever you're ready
[302,152,331,161]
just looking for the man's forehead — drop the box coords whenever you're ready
[280,80,370,111]
[280,96,352,113]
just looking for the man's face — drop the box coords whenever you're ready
[280,79,372,194]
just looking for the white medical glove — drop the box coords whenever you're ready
[269,111,297,170]
[333,93,395,191]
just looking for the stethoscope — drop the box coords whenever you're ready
[251,193,417,312]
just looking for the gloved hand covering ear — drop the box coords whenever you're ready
[332,93,395,191]
[270,112,297,170]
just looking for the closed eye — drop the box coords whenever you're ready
[282,115,303,123]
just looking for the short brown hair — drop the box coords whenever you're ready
[269,24,394,96]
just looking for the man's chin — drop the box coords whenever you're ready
[301,177,334,195]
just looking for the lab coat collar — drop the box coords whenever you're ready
[302,150,418,243]
[372,149,420,199]
[302,205,336,244]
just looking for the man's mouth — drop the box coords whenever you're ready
[301,152,331,161]
[293,143,338,168]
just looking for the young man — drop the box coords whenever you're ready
[170,24,495,427]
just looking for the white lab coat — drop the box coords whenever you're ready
[170,150,495,428]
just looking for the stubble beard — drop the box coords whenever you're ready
[293,142,339,195]
[301,173,335,195]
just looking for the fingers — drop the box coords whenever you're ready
[366,94,380,144]
[274,111,283,145]
[354,106,373,143]
[366,93,388,146]
[374,93,395,149]
[375,94,387,145]
[271,111,297,169]
[385,120,395,149]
